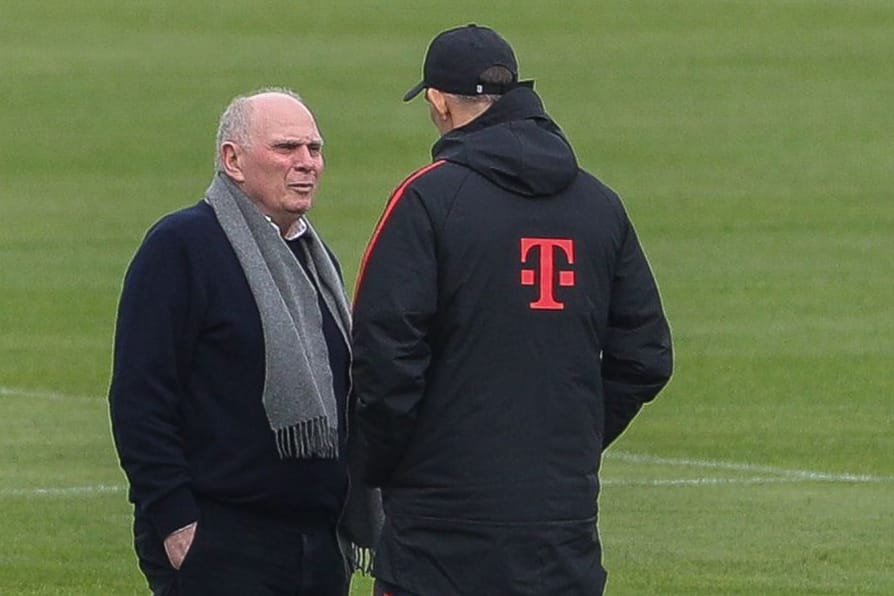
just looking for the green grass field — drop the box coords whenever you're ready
[2,1,892,594]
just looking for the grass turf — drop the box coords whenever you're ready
[1,1,892,593]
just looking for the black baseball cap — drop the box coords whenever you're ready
[403,24,527,101]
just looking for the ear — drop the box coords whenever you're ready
[427,88,450,121]
[220,142,245,182]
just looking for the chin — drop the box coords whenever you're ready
[290,200,313,214]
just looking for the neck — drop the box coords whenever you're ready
[445,102,491,133]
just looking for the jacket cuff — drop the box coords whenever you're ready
[145,487,200,538]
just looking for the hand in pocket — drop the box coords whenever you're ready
[163,522,198,570]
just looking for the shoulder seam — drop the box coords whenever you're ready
[354,160,447,299]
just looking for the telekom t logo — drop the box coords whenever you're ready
[520,237,576,310]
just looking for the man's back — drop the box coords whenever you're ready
[374,161,623,514]
[353,85,672,595]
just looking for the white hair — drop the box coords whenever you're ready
[214,87,304,171]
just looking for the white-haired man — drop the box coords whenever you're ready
[110,89,375,595]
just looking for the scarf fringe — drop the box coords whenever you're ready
[347,544,375,575]
[275,417,338,459]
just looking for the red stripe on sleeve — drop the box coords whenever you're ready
[353,160,447,302]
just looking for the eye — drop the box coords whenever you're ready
[308,141,323,154]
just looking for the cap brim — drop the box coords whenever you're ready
[402,81,426,102]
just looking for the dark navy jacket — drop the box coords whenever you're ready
[352,86,672,595]
[109,201,349,539]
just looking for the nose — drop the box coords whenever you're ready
[293,146,310,164]
[292,145,318,170]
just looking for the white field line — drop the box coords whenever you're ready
[2,385,123,498]
[0,385,100,401]
[0,484,125,497]
[2,386,890,494]
[606,451,894,484]
[6,457,890,498]
[602,476,794,487]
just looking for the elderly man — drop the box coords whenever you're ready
[352,25,673,595]
[110,89,362,595]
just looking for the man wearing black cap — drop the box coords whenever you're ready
[351,24,673,595]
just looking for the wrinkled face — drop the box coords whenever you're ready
[226,94,324,229]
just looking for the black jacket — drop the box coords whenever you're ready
[352,87,672,595]
[109,202,349,539]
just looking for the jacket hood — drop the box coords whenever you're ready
[431,87,578,197]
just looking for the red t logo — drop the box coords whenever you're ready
[520,238,576,310]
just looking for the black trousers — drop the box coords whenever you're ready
[134,499,349,596]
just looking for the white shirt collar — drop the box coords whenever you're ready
[202,195,308,240]
[269,216,308,241]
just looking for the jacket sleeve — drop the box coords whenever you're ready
[108,223,201,537]
[601,216,673,449]
[351,187,437,487]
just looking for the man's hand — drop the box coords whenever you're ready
[163,521,198,570]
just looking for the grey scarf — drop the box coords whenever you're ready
[205,173,350,458]
[205,173,382,570]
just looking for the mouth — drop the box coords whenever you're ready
[288,181,316,193]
